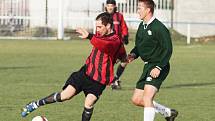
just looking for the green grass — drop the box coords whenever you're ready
[0,40,215,121]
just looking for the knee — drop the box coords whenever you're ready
[60,92,73,101]
[84,94,98,109]
[60,85,76,101]
[131,97,144,106]
[85,103,94,109]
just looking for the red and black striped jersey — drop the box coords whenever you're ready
[85,33,126,85]
[112,12,128,40]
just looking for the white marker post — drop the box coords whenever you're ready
[58,0,64,40]
[187,24,191,45]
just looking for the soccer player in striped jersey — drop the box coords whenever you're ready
[105,0,129,90]
[21,12,126,121]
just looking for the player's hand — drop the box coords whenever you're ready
[127,53,136,63]
[150,68,160,78]
[76,28,89,39]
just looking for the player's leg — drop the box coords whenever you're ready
[131,86,157,121]
[81,76,106,121]
[153,101,178,121]
[131,65,157,121]
[151,63,178,121]
[82,94,98,121]
[131,88,145,106]
[142,84,157,121]
[36,85,76,106]
[38,85,75,104]
[116,62,127,79]
[131,87,176,120]
[131,87,177,121]
[21,85,77,117]
[111,62,127,89]
[21,66,85,117]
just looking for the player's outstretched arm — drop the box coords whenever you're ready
[76,28,89,39]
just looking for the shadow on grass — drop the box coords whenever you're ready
[0,66,41,70]
[112,82,215,91]
[163,82,215,89]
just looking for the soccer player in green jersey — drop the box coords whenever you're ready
[127,0,178,121]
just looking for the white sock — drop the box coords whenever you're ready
[153,101,171,117]
[144,107,155,121]
[32,102,38,109]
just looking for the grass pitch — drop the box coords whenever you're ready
[0,39,215,121]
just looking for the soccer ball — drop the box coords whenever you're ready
[32,116,48,121]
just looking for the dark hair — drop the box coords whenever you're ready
[139,0,156,14]
[105,0,117,12]
[96,12,113,27]
[106,0,116,5]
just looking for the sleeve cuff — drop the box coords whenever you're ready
[87,33,94,40]
[156,66,162,70]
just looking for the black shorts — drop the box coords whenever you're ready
[136,63,170,90]
[62,65,106,99]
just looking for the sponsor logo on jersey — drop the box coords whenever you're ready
[148,30,152,35]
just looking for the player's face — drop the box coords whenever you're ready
[96,20,109,36]
[137,2,150,20]
[106,4,116,14]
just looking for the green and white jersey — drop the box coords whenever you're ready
[131,17,173,70]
